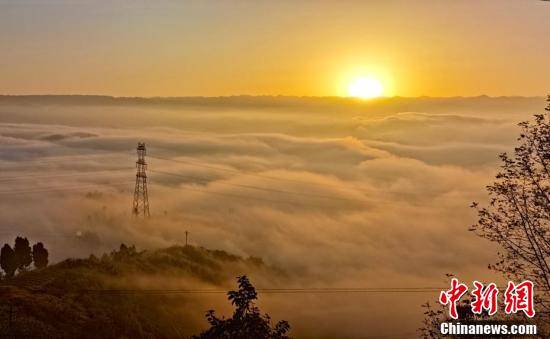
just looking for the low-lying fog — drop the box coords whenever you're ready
[0,95,544,338]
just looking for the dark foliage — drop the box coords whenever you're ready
[0,244,17,278]
[421,105,550,337]
[470,106,549,317]
[32,242,49,269]
[193,276,291,339]
[14,236,32,272]
[0,237,49,276]
[0,244,279,338]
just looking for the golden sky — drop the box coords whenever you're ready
[0,0,549,97]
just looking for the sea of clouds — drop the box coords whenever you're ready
[0,96,545,337]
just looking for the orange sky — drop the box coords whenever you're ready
[0,0,549,97]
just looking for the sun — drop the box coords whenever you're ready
[348,77,384,99]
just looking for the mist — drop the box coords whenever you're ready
[0,95,544,338]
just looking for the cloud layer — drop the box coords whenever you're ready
[0,96,543,338]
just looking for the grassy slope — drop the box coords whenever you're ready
[0,245,282,338]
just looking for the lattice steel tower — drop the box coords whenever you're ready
[132,142,150,217]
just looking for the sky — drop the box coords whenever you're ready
[0,0,549,97]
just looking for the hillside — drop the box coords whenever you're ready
[0,244,284,338]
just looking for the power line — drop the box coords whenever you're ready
[0,177,340,208]
[0,171,384,209]
[3,151,421,201]
[150,169,367,204]
[150,182,326,208]
[67,287,550,295]
[149,155,309,184]
[72,288,445,295]
[0,299,421,339]
[149,155,377,195]
[0,182,132,196]
[0,168,132,182]
[0,152,415,205]
[0,177,306,208]
[0,151,132,165]
[7,152,346,194]
[149,155,423,201]
[1,170,367,207]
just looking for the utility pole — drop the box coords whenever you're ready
[185,230,189,246]
[8,304,13,337]
[132,142,150,217]
[4,303,15,339]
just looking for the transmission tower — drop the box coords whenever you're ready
[132,142,150,217]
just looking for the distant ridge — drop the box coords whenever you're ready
[0,95,545,118]
[0,94,544,108]
[0,94,544,100]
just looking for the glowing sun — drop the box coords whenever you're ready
[348,77,384,99]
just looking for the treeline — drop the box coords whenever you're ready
[0,236,48,278]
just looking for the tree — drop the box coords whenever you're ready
[192,276,291,339]
[0,244,17,278]
[13,236,32,272]
[420,106,549,337]
[32,242,49,269]
[470,106,549,316]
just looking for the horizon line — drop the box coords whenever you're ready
[0,94,546,100]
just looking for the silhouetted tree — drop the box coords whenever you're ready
[14,237,32,272]
[112,243,138,261]
[421,107,550,337]
[32,242,48,269]
[192,276,291,339]
[470,106,549,316]
[0,244,17,278]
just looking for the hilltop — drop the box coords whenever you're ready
[0,244,283,338]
